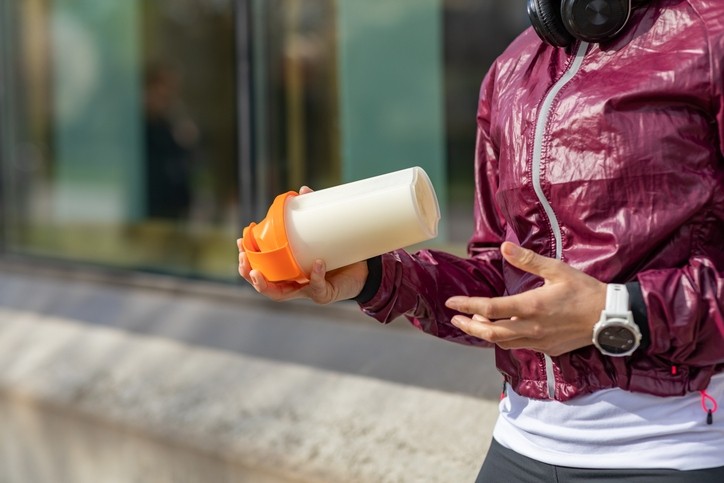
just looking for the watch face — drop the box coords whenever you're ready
[597,325,637,355]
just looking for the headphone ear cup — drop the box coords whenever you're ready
[527,0,575,47]
[561,0,631,43]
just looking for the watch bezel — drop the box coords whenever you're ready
[593,313,642,357]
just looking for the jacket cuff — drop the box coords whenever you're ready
[626,281,651,351]
[352,256,382,304]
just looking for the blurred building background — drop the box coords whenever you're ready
[0,1,528,482]
[0,0,528,276]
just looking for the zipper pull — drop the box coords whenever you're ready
[700,390,718,425]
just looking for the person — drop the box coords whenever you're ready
[238,0,724,481]
[144,63,198,221]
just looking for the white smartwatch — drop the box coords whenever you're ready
[592,284,642,357]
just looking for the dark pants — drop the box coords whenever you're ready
[476,439,724,483]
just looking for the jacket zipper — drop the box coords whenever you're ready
[532,41,590,399]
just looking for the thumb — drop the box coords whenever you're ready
[501,242,565,281]
[306,259,334,304]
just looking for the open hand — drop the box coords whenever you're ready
[445,242,607,356]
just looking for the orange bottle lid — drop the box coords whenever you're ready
[241,191,308,283]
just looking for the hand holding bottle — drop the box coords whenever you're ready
[238,186,369,304]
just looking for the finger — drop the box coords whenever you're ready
[238,263,251,282]
[249,269,306,301]
[237,238,243,251]
[451,316,523,343]
[249,269,267,292]
[501,242,569,281]
[304,259,333,304]
[496,339,544,353]
[446,294,537,320]
[238,252,252,279]
[266,282,307,301]
[472,314,492,323]
[446,296,479,314]
[452,317,543,344]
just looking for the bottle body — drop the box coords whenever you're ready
[285,167,439,275]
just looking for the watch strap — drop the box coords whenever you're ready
[605,283,629,314]
[626,281,650,351]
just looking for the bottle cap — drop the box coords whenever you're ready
[241,191,308,283]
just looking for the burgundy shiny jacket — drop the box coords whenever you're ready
[358,0,724,401]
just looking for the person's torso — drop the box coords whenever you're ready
[486,0,724,400]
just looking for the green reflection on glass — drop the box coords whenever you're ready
[52,0,143,224]
[337,0,447,239]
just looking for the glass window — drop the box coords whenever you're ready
[0,0,239,279]
[249,0,341,207]
[250,0,528,249]
[1,0,529,279]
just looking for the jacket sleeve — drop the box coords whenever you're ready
[637,258,724,366]
[637,30,724,366]
[357,65,507,347]
[715,13,724,159]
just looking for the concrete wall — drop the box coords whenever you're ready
[0,266,500,482]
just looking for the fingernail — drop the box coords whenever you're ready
[451,316,467,328]
[503,243,521,258]
[314,260,324,274]
[250,273,259,285]
[445,297,461,309]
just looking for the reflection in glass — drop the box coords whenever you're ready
[250,0,527,246]
[0,0,238,279]
[144,62,197,222]
[0,0,529,279]
[250,0,340,210]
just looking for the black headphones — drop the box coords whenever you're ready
[527,0,645,47]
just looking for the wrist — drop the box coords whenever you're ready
[352,256,382,304]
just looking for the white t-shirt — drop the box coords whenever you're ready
[493,373,724,471]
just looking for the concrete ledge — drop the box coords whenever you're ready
[0,308,497,482]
